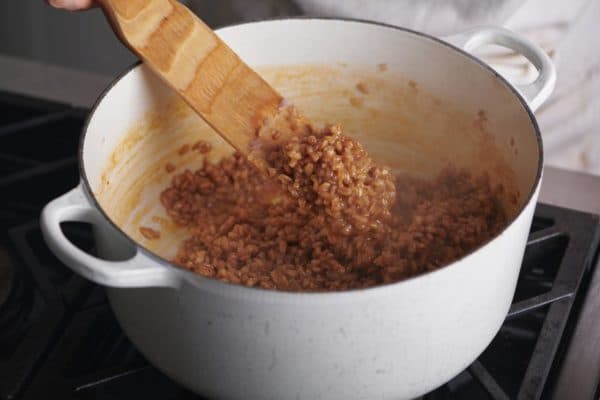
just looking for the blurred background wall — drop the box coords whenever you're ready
[0,1,300,76]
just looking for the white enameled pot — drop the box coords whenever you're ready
[41,19,554,400]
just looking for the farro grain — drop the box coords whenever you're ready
[165,162,176,173]
[178,144,191,156]
[159,107,507,291]
[192,140,212,154]
[140,226,161,240]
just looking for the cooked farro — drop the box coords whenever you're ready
[160,107,506,291]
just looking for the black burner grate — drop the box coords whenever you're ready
[0,92,598,400]
[425,204,600,399]
[0,93,92,400]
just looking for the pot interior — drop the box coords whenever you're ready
[83,19,540,262]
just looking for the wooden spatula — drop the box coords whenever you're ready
[98,0,285,154]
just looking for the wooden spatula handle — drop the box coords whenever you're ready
[98,0,283,152]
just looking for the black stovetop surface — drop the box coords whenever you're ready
[0,92,598,400]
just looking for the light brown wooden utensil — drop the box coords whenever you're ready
[98,0,284,154]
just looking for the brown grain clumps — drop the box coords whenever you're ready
[264,121,396,237]
[161,156,505,291]
[160,108,506,291]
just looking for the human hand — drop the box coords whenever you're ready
[46,0,97,11]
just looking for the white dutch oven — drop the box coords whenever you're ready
[41,19,554,400]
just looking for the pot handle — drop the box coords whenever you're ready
[41,184,180,288]
[443,27,556,111]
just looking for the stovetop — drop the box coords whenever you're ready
[0,91,598,400]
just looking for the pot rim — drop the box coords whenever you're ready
[78,17,543,297]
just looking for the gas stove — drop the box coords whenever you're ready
[0,91,598,400]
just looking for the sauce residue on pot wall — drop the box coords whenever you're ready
[95,64,521,262]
